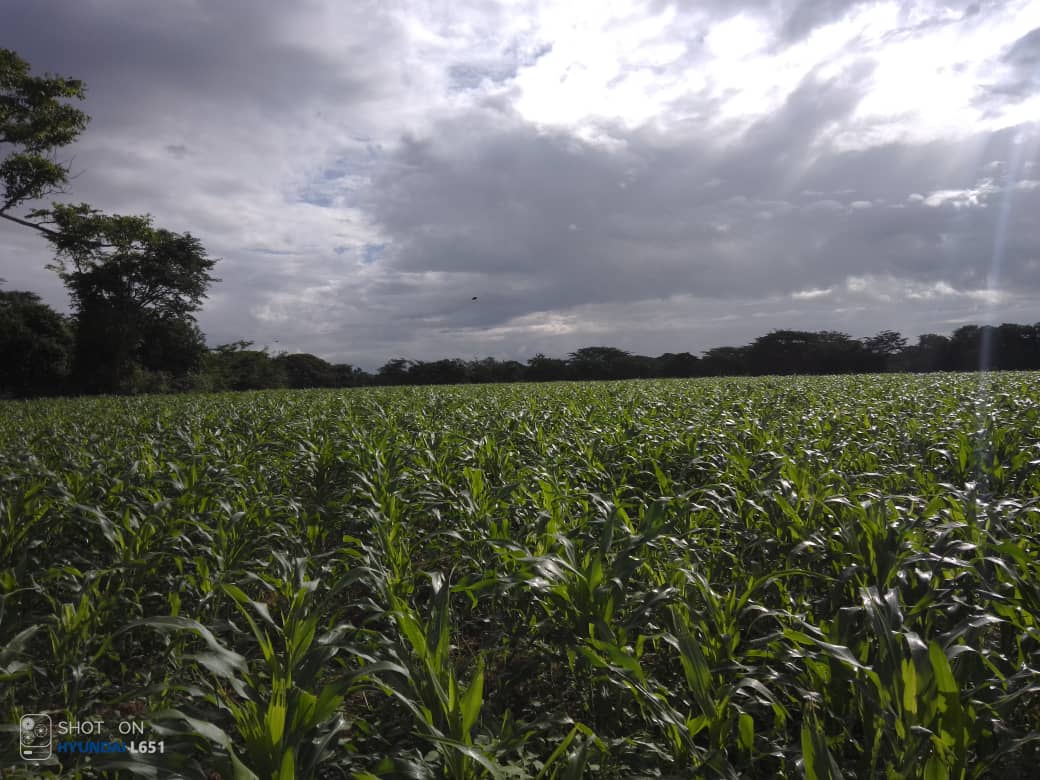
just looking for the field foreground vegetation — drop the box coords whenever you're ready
[2,374,1040,778]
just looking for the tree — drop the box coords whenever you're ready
[893,333,952,373]
[334,364,368,387]
[408,358,470,385]
[814,331,866,374]
[0,48,89,232]
[35,204,218,392]
[567,346,637,380]
[654,351,701,378]
[526,353,569,382]
[948,325,983,371]
[467,356,525,383]
[204,342,287,391]
[700,346,749,376]
[276,352,339,388]
[377,358,414,385]
[0,287,72,396]
[862,330,907,372]
[996,323,1040,370]
[745,330,864,375]
[135,314,208,387]
[1,50,218,394]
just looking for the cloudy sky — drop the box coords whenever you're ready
[2,0,1038,369]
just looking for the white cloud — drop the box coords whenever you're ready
[705,13,772,59]
[921,178,997,207]
[792,287,832,300]
[844,274,1010,305]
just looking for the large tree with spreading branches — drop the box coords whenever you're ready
[1,48,218,393]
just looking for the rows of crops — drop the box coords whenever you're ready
[2,374,1040,778]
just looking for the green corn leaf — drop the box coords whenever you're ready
[738,712,754,753]
[801,714,841,780]
[901,657,918,717]
[460,657,485,739]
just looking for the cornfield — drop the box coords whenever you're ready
[2,373,1039,778]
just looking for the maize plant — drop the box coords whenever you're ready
[1,374,1039,777]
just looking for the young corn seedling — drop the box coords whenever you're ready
[375,571,498,780]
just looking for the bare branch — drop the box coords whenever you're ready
[0,209,63,239]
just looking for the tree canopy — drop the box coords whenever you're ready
[1,49,219,394]
[0,287,72,396]
[0,48,89,230]
[37,203,217,318]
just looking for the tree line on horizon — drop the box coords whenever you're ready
[3,48,1039,399]
[5,307,1040,398]
[228,322,1040,388]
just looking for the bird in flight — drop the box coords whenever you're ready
[471,296,478,301]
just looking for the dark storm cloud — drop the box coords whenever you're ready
[449,63,517,91]
[1,0,382,123]
[1007,27,1040,67]
[710,60,876,196]
[983,26,1040,101]
[780,0,870,43]
[363,66,1039,339]
[366,61,867,299]
[2,0,1038,369]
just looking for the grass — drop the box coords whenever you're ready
[1,373,1039,778]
